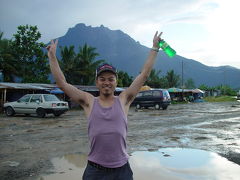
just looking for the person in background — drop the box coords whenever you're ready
[47,31,162,180]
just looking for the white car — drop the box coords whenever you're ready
[4,94,69,118]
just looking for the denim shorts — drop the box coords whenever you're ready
[82,161,133,180]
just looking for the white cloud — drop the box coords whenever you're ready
[184,0,240,67]
[1,0,240,68]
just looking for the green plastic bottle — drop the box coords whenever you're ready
[159,40,176,58]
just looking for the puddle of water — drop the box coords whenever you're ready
[38,153,87,180]
[39,148,240,180]
[131,148,240,180]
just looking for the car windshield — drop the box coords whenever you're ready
[162,90,170,98]
[43,94,60,101]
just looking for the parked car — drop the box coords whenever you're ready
[4,94,69,118]
[132,89,171,110]
[237,94,240,100]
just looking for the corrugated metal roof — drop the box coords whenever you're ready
[75,85,99,91]
[0,83,56,90]
[0,83,125,92]
[74,85,124,92]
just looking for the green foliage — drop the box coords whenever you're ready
[145,69,170,88]
[198,84,237,96]
[59,45,77,84]
[77,44,105,85]
[204,96,236,102]
[117,70,133,87]
[198,84,210,91]
[198,84,217,91]
[144,69,181,89]
[217,85,236,96]
[59,44,105,85]
[12,25,44,61]
[0,32,18,82]
[165,70,180,88]
[11,25,50,83]
[184,78,195,89]
[22,50,50,83]
[146,69,162,88]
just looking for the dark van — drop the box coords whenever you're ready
[132,89,171,110]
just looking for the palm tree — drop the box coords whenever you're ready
[117,71,133,87]
[145,69,162,88]
[59,44,104,85]
[165,70,180,88]
[59,45,77,84]
[76,44,105,85]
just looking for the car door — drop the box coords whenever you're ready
[28,95,42,113]
[152,90,162,104]
[14,94,32,113]
[142,91,153,106]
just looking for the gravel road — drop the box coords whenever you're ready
[1,101,240,180]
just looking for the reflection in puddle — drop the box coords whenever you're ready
[39,148,240,180]
[39,153,87,180]
[131,148,240,180]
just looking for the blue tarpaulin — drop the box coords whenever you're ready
[50,88,64,94]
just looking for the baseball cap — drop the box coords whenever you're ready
[96,63,117,78]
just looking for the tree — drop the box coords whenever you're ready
[217,85,236,96]
[165,70,180,88]
[198,84,210,91]
[158,76,169,88]
[146,69,161,88]
[76,44,105,85]
[117,71,133,87]
[59,45,77,84]
[22,50,50,83]
[144,69,173,88]
[199,84,237,96]
[11,25,50,83]
[0,32,18,82]
[59,44,105,85]
[185,78,195,89]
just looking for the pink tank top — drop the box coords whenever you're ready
[87,96,129,168]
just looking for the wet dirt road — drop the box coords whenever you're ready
[0,101,240,180]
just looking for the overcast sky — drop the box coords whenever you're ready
[1,0,240,69]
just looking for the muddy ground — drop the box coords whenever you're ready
[0,101,240,180]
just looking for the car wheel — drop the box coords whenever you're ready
[154,104,160,110]
[162,105,168,110]
[36,108,46,118]
[136,104,141,109]
[5,107,15,116]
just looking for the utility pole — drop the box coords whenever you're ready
[182,60,184,101]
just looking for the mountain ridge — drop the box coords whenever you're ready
[54,23,240,88]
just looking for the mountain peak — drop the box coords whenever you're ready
[73,23,110,31]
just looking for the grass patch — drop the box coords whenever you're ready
[203,96,236,102]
